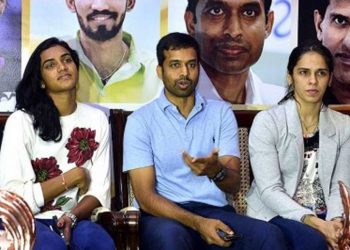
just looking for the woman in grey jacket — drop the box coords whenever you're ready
[247,41,350,250]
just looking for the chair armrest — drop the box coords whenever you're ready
[97,209,140,233]
[96,210,140,250]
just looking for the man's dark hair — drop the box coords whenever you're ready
[315,0,330,18]
[156,32,200,66]
[186,0,272,22]
[279,39,334,105]
[15,37,79,142]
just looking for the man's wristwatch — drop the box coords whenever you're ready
[64,212,78,228]
[209,167,226,182]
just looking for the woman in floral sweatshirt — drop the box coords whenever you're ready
[0,37,115,249]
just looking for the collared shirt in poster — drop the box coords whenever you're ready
[68,32,162,106]
[197,65,287,105]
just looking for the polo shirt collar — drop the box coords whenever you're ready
[197,65,264,104]
[74,30,142,77]
[157,89,205,113]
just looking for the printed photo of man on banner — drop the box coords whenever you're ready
[21,0,297,111]
[26,0,162,111]
[298,0,350,105]
[168,0,297,105]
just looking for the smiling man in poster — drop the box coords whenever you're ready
[64,0,162,106]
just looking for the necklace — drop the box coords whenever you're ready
[101,45,128,83]
[300,118,319,137]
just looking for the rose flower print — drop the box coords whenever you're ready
[65,127,99,166]
[31,157,64,212]
[31,157,62,182]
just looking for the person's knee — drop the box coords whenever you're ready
[249,219,285,241]
[287,228,328,250]
[33,231,66,250]
[141,219,194,250]
[145,221,190,242]
[269,217,328,250]
[305,230,328,250]
[262,223,285,241]
[71,221,115,250]
[250,221,287,249]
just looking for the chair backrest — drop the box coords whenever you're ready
[109,108,261,213]
[109,109,132,210]
[0,113,11,150]
[2,106,350,213]
[231,110,262,214]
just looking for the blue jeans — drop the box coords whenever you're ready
[270,216,328,250]
[33,219,115,250]
[140,202,288,250]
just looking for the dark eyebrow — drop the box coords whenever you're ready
[60,53,72,58]
[203,0,262,12]
[187,59,198,64]
[168,58,198,64]
[42,52,71,66]
[241,2,262,10]
[42,58,54,66]
[296,67,329,71]
[329,13,350,23]
[169,59,181,63]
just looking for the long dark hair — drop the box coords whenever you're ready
[15,37,79,142]
[279,40,334,105]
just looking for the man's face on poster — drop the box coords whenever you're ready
[185,0,273,75]
[66,0,128,41]
[315,0,350,86]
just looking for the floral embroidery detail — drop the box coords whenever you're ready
[41,201,61,213]
[55,196,72,206]
[31,157,63,213]
[31,157,62,182]
[65,127,99,166]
